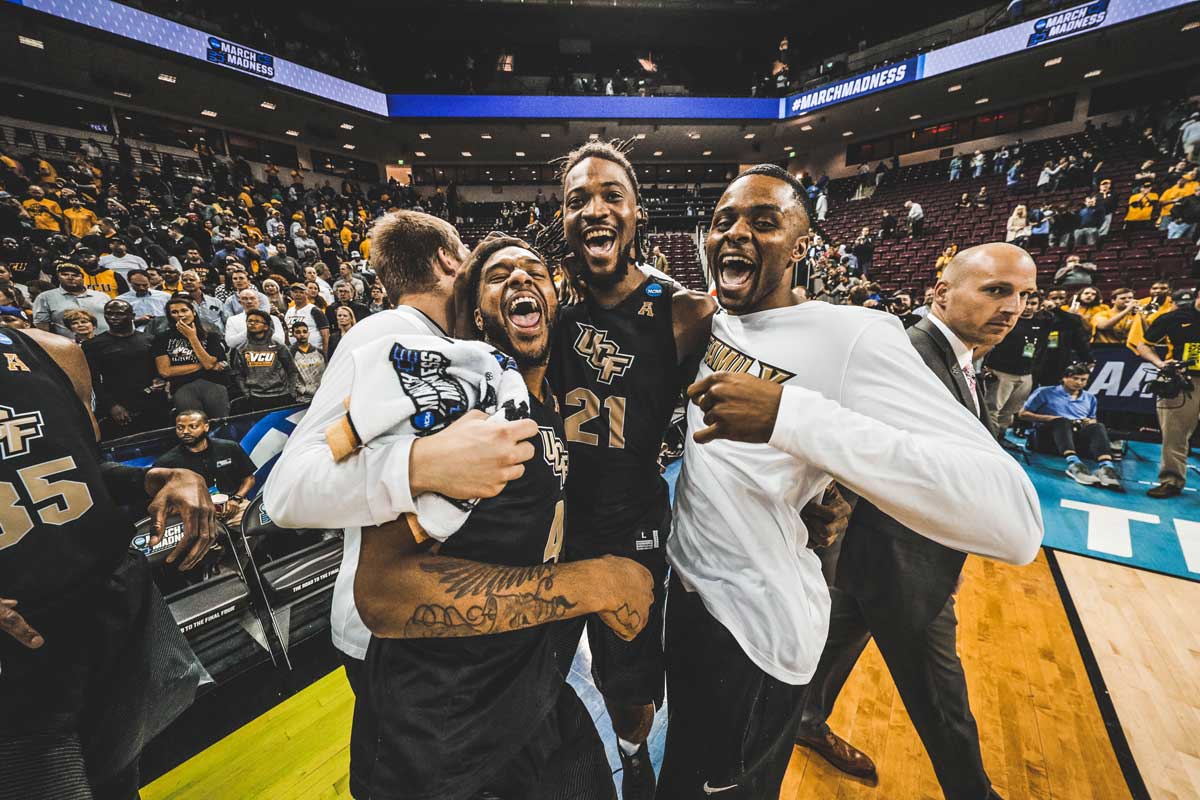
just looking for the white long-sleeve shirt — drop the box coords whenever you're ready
[669,302,1043,685]
[263,305,443,659]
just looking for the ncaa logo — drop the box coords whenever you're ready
[645,282,663,299]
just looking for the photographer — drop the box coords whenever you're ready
[1019,363,1121,489]
[889,291,922,328]
[1135,289,1200,498]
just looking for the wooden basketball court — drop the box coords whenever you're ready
[140,543,1197,800]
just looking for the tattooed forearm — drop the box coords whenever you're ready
[405,565,578,638]
[420,559,555,600]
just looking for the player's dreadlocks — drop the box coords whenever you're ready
[536,139,651,297]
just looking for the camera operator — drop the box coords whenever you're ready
[1134,288,1200,498]
[889,291,922,328]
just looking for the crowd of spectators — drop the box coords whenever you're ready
[0,137,429,440]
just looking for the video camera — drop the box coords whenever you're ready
[1142,359,1197,400]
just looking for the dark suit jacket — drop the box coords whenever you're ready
[835,316,994,633]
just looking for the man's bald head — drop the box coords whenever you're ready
[934,242,1037,349]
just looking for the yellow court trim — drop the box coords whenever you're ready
[141,668,355,800]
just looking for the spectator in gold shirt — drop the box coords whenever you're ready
[63,194,99,239]
[1124,180,1158,230]
[23,185,62,232]
[1091,288,1138,345]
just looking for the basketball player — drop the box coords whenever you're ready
[263,211,549,790]
[0,326,216,800]
[657,165,1044,797]
[548,141,715,797]
[352,235,654,799]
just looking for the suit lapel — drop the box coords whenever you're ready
[914,317,974,411]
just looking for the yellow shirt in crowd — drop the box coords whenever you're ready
[23,197,62,231]
[64,206,99,238]
[1158,180,1199,220]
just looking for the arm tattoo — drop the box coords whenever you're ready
[420,560,553,600]
[405,559,576,638]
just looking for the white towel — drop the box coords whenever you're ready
[325,335,529,540]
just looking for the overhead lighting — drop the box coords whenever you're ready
[743,133,756,139]
[201,109,218,118]
[340,123,355,130]
[512,151,526,157]
[18,35,44,49]
[113,90,132,99]
[480,133,492,139]
[540,132,551,138]
[688,132,701,140]
[975,97,989,105]
[260,101,276,110]
[800,124,813,131]
[1084,69,1103,78]
[1043,56,1062,67]
[653,150,664,156]
[1182,21,1200,32]
[414,151,426,157]
[947,84,962,92]
[589,133,600,140]
[842,131,854,137]
[285,129,300,137]
[419,132,432,140]
[157,73,177,84]
[909,114,922,120]
[461,151,472,157]
[634,133,647,139]
[702,150,712,156]
[342,143,355,150]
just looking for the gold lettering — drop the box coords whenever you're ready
[5,353,30,373]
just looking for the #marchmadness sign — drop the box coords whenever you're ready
[206,36,275,79]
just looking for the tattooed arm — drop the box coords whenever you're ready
[354,518,654,641]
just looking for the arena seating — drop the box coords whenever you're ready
[649,232,707,292]
[818,128,1194,296]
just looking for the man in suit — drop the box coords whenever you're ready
[795,242,1039,800]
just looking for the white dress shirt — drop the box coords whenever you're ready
[669,302,1043,685]
[263,306,452,659]
[926,311,979,414]
[224,312,286,350]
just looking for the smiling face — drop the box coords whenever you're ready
[473,245,558,369]
[562,156,640,288]
[706,173,808,314]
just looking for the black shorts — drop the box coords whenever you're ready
[352,682,615,800]
[577,504,670,709]
[656,583,806,800]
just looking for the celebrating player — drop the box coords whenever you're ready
[351,235,654,799]
[657,165,1044,796]
[548,141,715,798]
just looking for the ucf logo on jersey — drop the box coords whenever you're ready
[573,323,634,384]
[0,405,45,459]
[539,426,569,489]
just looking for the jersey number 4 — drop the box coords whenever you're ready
[0,456,95,551]
[564,388,626,449]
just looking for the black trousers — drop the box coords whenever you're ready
[1041,418,1112,459]
[658,584,806,799]
[796,584,991,800]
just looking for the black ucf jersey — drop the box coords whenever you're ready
[550,271,684,556]
[0,329,144,724]
[363,383,575,798]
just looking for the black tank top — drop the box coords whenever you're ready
[0,329,142,719]
[366,383,574,797]
[550,272,682,554]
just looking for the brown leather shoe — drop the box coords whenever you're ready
[795,730,878,781]
[1147,483,1183,498]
